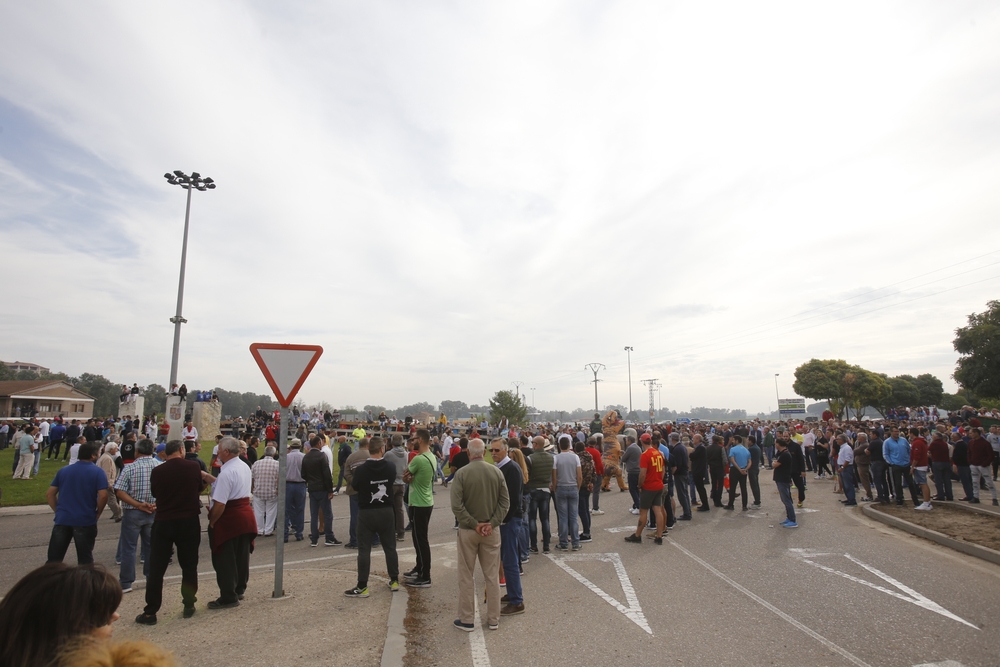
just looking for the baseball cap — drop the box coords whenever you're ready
[155,443,166,453]
[640,433,652,443]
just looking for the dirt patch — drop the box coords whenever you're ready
[875,503,1000,552]
[403,588,438,667]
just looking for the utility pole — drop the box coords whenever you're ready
[512,381,524,406]
[774,373,781,418]
[642,379,658,424]
[624,346,633,415]
[584,363,605,412]
[530,387,536,410]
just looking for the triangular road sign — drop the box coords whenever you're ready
[249,343,323,407]
[546,552,652,635]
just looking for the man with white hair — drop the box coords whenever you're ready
[251,445,280,536]
[207,436,256,609]
[97,440,123,522]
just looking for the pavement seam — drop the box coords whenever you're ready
[380,580,408,667]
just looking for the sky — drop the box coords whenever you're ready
[1,1,999,416]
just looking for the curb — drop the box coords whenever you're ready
[861,503,1000,567]
[0,504,51,516]
[381,584,408,667]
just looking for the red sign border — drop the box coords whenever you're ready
[249,343,324,408]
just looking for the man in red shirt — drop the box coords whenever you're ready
[909,428,932,511]
[624,434,665,544]
[586,437,605,515]
[968,427,998,506]
[927,432,953,502]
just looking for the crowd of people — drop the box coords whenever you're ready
[4,404,999,664]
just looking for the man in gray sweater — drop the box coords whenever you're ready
[621,435,642,514]
[384,434,409,541]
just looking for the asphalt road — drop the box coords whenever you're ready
[3,479,999,667]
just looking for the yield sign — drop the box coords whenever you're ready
[546,552,652,635]
[249,343,323,407]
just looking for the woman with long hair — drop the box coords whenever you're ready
[0,562,122,667]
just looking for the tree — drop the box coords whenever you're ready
[913,374,944,406]
[144,384,167,417]
[438,400,469,419]
[953,300,1000,399]
[363,405,388,415]
[488,390,526,427]
[793,359,889,419]
[395,402,437,417]
[880,375,920,414]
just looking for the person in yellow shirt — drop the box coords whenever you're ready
[352,426,366,447]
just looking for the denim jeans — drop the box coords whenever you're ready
[577,488,591,535]
[673,472,691,517]
[627,471,640,509]
[47,523,98,564]
[348,493,360,545]
[591,483,601,511]
[528,489,551,551]
[499,522,523,605]
[518,513,530,562]
[956,465,973,499]
[841,466,856,504]
[870,460,890,501]
[776,481,795,523]
[554,486,579,548]
[284,482,306,539]
[309,490,335,544]
[931,461,953,500]
[119,510,154,588]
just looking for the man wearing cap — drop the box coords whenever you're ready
[251,445,280,536]
[525,435,554,554]
[284,438,307,542]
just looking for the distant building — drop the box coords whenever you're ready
[0,380,95,420]
[3,360,50,374]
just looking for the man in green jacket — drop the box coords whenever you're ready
[451,439,510,632]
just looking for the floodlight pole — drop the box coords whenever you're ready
[774,373,781,418]
[273,406,289,598]
[624,346,633,414]
[164,170,216,391]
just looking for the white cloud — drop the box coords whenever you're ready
[1,1,998,414]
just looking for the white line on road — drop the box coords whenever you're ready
[546,552,652,635]
[469,593,492,667]
[671,541,873,667]
[787,549,978,629]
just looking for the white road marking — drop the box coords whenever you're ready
[672,541,873,667]
[913,661,967,667]
[469,594,491,667]
[788,549,978,629]
[605,526,640,533]
[546,552,652,635]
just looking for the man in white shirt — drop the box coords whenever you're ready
[69,436,84,465]
[836,435,857,506]
[181,422,199,444]
[802,428,817,473]
[207,437,256,609]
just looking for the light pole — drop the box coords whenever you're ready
[530,387,535,410]
[163,170,216,391]
[774,373,781,418]
[585,363,605,412]
[624,346,633,415]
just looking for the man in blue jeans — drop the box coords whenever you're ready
[772,438,797,528]
[492,438,525,615]
[114,439,160,592]
[302,435,340,546]
[525,436,553,553]
[551,435,582,551]
[284,438,307,542]
[46,441,109,563]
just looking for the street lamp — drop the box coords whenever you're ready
[624,346,633,414]
[774,373,781,418]
[164,170,216,391]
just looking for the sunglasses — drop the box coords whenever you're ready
[490,448,503,453]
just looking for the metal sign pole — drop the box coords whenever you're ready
[273,406,288,598]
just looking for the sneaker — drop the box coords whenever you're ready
[572,544,582,551]
[183,606,195,619]
[629,508,640,515]
[344,587,369,598]
[389,580,400,592]
[624,534,642,543]
[994,499,999,507]
[344,543,358,549]
[783,521,798,528]
[310,542,319,547]
[579,534,592,543]
[520,555,529,564]
[488,622,499,631]
[500,603,525,615]
[542,547,550,554]
[206,599,240,609]
[454,620,475,632]
[405,578,432,588]
[554,544,569,551]
[499,575,506,587]
[121,587,133,594]
[653,536,663,545]
[591,509,605,515]
[529,546,539,554]
[134,613,157,625]
[914,502,932,511]
[325,538,342,546]
[403,568,420,578]
[796,502,804,508]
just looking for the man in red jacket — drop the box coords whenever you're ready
[909,428,932,511]
[968,428,998,506]
[586,437,605,514]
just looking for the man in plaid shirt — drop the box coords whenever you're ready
[114,438,160,593]
[252,445,279,536]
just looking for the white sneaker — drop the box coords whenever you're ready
[629,508,640,515]
[914,502,933,511]
[592,509,605,515]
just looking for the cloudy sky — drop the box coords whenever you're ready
[2,1,999,415]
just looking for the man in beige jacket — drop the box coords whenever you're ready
[98,441,123,522]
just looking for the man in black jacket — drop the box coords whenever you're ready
[302,435,339,546]
[706,435,726,507]
[781,429,807,508]
[345,437,399,597]
[690,434,710,512]
[492,438,524,615]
